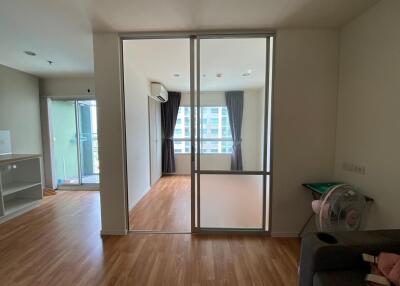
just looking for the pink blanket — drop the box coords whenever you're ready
[367,252,400,285]
[377,252,400,286]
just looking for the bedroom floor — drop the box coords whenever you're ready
[129,175,191,232]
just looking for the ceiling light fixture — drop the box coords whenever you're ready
[24,51,55,66]
[173,73,180,78]
[242,69,252,77]
[24,50,36,56]
[216,73,223,78]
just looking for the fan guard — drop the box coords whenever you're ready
[313,184,366,232]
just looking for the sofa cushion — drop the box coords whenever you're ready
[313,270,366,286]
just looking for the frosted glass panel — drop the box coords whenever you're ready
[200,174,263,228]
[265,175,270,231]
[195,174,198,227]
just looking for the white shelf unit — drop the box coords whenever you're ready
[0,155,43,222]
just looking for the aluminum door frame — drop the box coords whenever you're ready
[192,34,274,234]
[119,31,276,234]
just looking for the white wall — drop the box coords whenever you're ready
[175,90,264,174]
[0,64,42,154]
[242,89,265,171]
[272,29,339,236]
[123,50,152,210]
[39,77,95,98]
[334,0,400,230]
[93,33,128,235]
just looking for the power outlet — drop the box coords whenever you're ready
[342,162,366,175]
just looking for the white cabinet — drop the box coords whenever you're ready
[0,155,43,223]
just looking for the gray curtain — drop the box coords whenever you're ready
[161,91,181,173]
[225,91,244,171]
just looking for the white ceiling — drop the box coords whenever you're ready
[124,38,266,92]
[0,0,379,78]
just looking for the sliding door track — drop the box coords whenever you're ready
[129,230,191,235]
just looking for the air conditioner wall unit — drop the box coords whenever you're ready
[150,82,168,103]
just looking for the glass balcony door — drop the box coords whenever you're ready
[50,99,99,187]
[78,100,99,185]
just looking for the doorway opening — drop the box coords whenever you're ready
[122,33,274,234]
[49,99,100,188]
[123,38,191,232]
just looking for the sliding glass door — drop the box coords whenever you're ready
[50,99,99,187]
[78,100,100,184]
[51,100,80,185]
[192,35,273,232]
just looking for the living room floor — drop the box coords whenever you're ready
[0,191,300,285]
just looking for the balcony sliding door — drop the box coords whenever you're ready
[50,99,99,187]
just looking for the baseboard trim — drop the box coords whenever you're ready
[101,229,128,236]
[162,173,190,176]
[58,185,99,191]
[271,232,299,238]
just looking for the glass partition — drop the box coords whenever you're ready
[198,38,266,172]
[193,36,272,231]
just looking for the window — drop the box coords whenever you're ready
[173,106,233,154]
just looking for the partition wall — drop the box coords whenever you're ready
[122,32,274,233]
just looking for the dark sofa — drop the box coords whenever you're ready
[299,230,400,286]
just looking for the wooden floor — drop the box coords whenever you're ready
[0,191,301,286]
[129,175,191,231]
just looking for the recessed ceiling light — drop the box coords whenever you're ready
[242,69,252,77]
[173,73,180,78]
[216,73,223,78]
[24,50,36,56]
